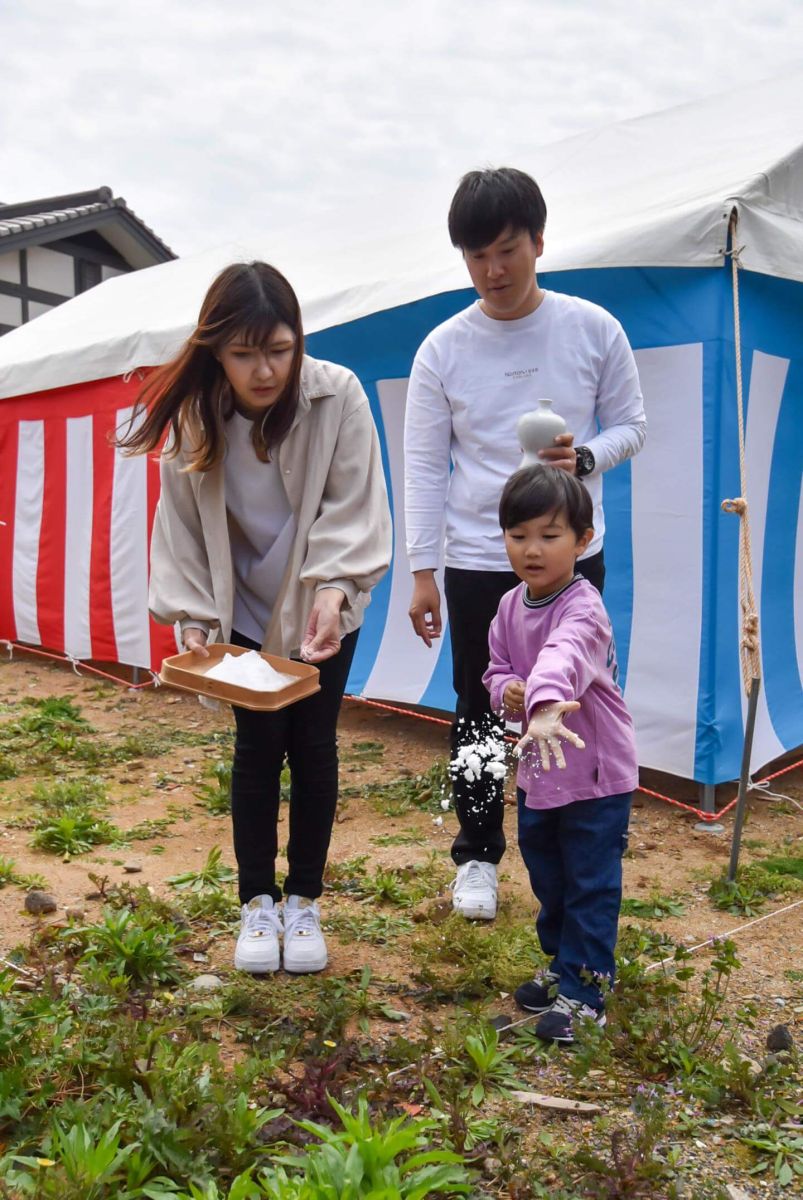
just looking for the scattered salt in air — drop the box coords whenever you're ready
[440,797,451,811]
[450,733,508,784]
[205,651,295,692]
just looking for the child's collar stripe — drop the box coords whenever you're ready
[522,574,583,608]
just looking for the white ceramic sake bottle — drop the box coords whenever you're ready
[517,399,567,468]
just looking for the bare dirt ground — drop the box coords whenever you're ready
[1,655,800,996]
[0,652,801,1197]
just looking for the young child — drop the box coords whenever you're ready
[483,465,638,1043]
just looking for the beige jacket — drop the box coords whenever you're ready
[149,356,393,657]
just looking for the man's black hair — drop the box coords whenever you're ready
[448,167,547,252]
[499,465,593,540]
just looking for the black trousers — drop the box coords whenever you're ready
[229,628,358,904]
[444,550,605,866]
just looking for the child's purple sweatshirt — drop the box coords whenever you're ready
[483,575,638,809]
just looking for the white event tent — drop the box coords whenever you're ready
[0,70,801,787]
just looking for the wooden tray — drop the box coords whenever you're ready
[159,643,320,711]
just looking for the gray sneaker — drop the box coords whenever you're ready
[282,896,328,973]
[234,895,282,974]
[535,994,606,1044]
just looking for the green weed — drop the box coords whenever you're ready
[708,859,801,916]
[370,830,428,847]
[194,760,232,815]
[27,775,109,811]
[345,738,385,763]
[365,758,450,816]
[168,846,237,893]
[738,1122,803,1187]
[324,853,450,907]
[63,906,188,984]
[411,911,543,1000]
[261,1094,470,1198]
[325,910,414,945]
[621,892,685,919]
[32,810,122,857]
[436,1020,525,1106]
[0,855,21,886]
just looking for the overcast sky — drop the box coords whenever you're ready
[2,0,802,257]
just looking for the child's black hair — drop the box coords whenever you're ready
[448,167,547,252]
[499,465,593,540]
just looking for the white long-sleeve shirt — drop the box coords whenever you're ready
[404,292,646,572]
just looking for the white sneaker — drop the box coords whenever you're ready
[234,895,282,973]
[282,896,328,973]
[452,860,498,920]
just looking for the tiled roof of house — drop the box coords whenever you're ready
[0,186,175,260]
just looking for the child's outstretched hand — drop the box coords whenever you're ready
[515,700,585,771]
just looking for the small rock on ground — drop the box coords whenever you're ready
[766,1023,794,1052]
[24,891,58,915]
[189,974,223,992]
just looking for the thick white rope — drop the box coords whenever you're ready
[644,896,803,973]
[720,214,761,694]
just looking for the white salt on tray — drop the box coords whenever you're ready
[205,650,295,692]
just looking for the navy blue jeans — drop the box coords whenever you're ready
[517,788,631,1009]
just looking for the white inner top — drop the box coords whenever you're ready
[224,412,296,644]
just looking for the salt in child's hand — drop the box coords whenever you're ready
[515,700,585,771]
[503,680,526,715]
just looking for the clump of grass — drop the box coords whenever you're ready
[195,759,232,814]
[325,910,415,945]
[27,775,109,811]
[0,855,23,887]
[345,738,385,763]
[259,1095,470,1199]
[620,891,685,919]
[168,846,237,893]
[761,854,803,881]
[125,815,176,841]
[63,904,188,985]
[324,853,450,907]
[365,758,451,816]
[14,695,90,733]
[167,846,237,922]
[370,830,428,847]
[709,859,803,916]
[411,911,543,1000]
[32,810,122,857]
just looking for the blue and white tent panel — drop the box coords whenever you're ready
[308,266,803,789]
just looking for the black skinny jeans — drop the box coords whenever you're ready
[230,628,358,904]
[444,550,605,866]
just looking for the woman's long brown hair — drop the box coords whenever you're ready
[117,262,305,470]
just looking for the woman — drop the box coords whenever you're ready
[120,262,392,975]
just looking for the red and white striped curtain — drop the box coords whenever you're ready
[0,375,177,672]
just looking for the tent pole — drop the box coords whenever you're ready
[727,676,760,882]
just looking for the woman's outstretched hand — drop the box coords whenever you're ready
[300,588,346,663]
[183,627,210,658]
[515,700,584,771]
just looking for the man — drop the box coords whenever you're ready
[404,167,646,920]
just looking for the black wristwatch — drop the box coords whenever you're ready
[574,445,595,478]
